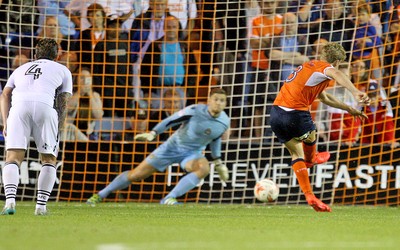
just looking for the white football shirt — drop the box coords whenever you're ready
[5,59,73,107]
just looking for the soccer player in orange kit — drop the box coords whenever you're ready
[270,42,370,212]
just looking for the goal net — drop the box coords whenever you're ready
[0,0,399,206]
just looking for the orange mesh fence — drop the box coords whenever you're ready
[0,0,399,205]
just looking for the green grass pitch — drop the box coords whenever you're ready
[0,202,398,250]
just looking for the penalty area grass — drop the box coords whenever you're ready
[0,202,398,250]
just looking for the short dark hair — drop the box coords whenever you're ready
[35,38,58,60]
[209,88,227,97]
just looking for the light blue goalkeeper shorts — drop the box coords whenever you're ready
[145,142,205,172]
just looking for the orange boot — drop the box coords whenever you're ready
[305,193,332,212]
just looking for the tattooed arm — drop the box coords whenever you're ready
[56,92,72,131]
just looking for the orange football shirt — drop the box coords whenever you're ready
[273,60,335,111]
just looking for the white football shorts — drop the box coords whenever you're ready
[6,101,59,157]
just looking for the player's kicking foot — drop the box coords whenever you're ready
[305,152,331,168]
[86,194,102,206]
[160,197,180,205]
[1,203,16,215]
[34,207,48,216]
[306,194,331,212]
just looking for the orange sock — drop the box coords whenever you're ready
[303,142,316,163]
[292,159,313,195]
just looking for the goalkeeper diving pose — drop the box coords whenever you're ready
[270,42,370,212]
[87,88,230,205]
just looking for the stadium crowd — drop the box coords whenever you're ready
[0,0,399,147]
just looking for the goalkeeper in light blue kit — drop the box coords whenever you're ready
[87,88,230,205]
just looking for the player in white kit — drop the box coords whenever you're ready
[0,38,73,215]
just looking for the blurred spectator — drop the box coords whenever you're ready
[352,3,383,80]
[64,0,134,32]
[289,0,323,35]
[387,6,400,90]
[249,0,283,139]
[58,51,79,74]
[166,0,198,39]
[308,38,328,60]
[130,0,171,100]
[350,59,394,128]
[351,59,373,92]
[73,3,106,69]
[37,16,77,58]
[138,0,197,39]
[37,16,64,49]
[271,12,309,82]
[360,81,399,148]
[148,88,184,141]
[93,18,134,122]
[1,0,37,73]
[319,0,355,56]
[389,79,400,142]
[316,63,361,146]
[11,54,30,70]
[298,0,354,59]
[130,0,170,64]
[348,0,383,37]
[63,67,104,141]
[1,0,38,34]
[197,0,247,92]
[140,15,197,110]
[368,0,392,37]
[12,15,65,62]
[227,0,260,138]
[36,0,77,37]
[211,20,236,97]
[0,0,6,41]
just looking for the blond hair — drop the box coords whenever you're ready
[321,42,346,63]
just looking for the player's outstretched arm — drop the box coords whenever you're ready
[325,67,371,106]
[318,91,368,122]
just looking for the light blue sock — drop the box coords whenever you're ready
[165,172,200,199]
[98,171,131,199]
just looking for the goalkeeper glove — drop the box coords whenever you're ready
[213,159,229,182]
[134,131,156,141]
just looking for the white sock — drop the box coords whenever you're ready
[2,162,19,207]
[36,164,56,210]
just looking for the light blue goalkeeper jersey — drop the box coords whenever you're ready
[151,104,230,159]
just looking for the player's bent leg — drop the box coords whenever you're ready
[303,131,331,168]
[184,158,210,179]
[304,151,331,168]
[160,158,209,205]
[89,171,132,205]
[1,149,25,215]
[87,161,157,206]
[127,161,158,182]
